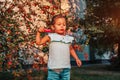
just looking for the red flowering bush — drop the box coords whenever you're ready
[0,0,86,79]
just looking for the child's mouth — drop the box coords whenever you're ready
[60,29,64,31]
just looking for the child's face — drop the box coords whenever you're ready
[53,18,66,35]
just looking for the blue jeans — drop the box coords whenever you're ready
[47,68,70,80]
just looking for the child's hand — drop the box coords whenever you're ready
[38,26,45,33]
[75,59,82,67]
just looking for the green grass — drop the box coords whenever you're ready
[0,65,120,80]
[70,65,120,80]
[32,65,120,80]
[71,74,120,80]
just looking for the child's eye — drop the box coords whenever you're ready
[63,24,66,26]
[57,24,61,26]
[56,23,66,26]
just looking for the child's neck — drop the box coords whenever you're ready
[56,32,66,36]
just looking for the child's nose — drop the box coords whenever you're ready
[60,25,64,28]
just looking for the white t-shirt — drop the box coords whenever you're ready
[48,33,74,69]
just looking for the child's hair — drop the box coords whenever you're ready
[51,14,67,25]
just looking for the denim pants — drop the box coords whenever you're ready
[47,68,70,80]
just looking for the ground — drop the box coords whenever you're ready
[0,64,120,80]
[70,64,120,80]
[32,64,120,80]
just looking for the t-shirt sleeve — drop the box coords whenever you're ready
[48,33,53,41]
[70,36,74,43]
[65,36,74,43]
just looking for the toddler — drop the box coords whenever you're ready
[36,14,82,80]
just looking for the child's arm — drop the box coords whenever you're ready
[70,45,82,67]
[36,27,50,45]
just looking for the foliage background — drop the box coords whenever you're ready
[0,0,87,73]
[0,0,120,79]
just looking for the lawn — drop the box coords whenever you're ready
[70,65,120,80]
[0,64,120,80]
[32,64,120,80]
